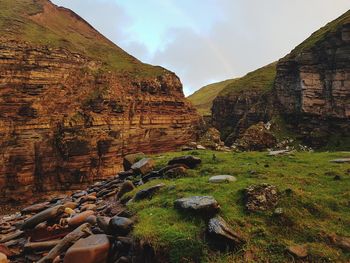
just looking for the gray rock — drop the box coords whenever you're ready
[117,181,135,200]
[96,216,111,233]
[330,158,350,163]
[131,158,155,175]
[209,175,237,183]
[174,196,220,216]
[207,216,245,251]
[134,184,165,201]
[109,217,133,236]
[123,153,145,170]
[168,156,201,169]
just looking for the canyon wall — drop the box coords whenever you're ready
[0,1,201,201]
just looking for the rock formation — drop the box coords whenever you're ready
[0,0,201,201]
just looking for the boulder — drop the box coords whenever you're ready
[164,166,187,179]
[131,158,155,175]
[117,170,135,180]
[174,196,220,216]
[21,205,65,229]
[63,234,110,263]
[207,216,245,251]
[134,184,165,201]
[68,211,95,227]
[123,153,145,170]
[209,175,237,183]
[168,156,201,169]
[244,184,279,212]
[97,216,111,234]
[116,181,135,200]
[21,202,51,214]
[287,245,308,258]
[109,217,133,236]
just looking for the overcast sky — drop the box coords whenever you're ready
[51,0,350,96]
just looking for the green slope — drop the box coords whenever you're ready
[187,78,237,116]
[0,0,164,76]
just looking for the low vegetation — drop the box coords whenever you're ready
[126,150,350,262]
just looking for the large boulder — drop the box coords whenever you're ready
[174,196,220,216]
[123,153,145,171]
[109,217,133,236]
[207,216,245,251]
[244,184,279,212]
[168,156,201,169]
[131,158,155,175]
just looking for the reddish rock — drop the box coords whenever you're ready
[63,234,110,263]
[68,211,95,227]
[0,253,8,263]
[287,245,308,258]
[131,158,155,175]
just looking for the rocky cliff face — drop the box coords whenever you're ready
[0,0,201,201]
[275,13,350,146]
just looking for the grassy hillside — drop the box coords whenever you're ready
[126,150,350,262]
[188,79,237,116]
[218,62,277,97]
[0,0,164,76]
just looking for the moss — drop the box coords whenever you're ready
[126,150,350,262]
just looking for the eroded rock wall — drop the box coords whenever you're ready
[0,40,200,201]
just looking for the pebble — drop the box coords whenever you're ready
[0,252,8,263]
[287,245,308,258]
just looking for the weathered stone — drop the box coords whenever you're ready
[116,181,135,200]
[21,205,65,229]
[68,211,95,227]
[207,216,245,251]
[164,166,187,179]
[168,156,202,169]
[97,216,111,234]
[244,184,279,212]
[63,234,110,263]
[123,153,145,171]
[174,196,220,216]
[81,204,97,212]
[134,184,165,201]
[268,150,293,156]
[131,158,155,175]
[117,170,135,180]
[21,202,51,214]
[109,217,133,236]
[209,175,237,183]
[86,215,97,226]
[0,252,8,263]
[287,245,308,258]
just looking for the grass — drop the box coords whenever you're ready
[187,79,238,116]
[126,150,350,262]
[0,0,165,77]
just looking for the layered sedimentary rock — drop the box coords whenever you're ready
[275,14,350,146]
[0,0,201,201]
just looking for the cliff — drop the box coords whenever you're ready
[0,0,201,201]
[210,10,350,148]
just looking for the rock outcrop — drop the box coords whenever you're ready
[0,0,201,201]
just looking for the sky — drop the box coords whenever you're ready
[51,0,350,96]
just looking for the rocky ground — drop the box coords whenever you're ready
[1,150,350,263]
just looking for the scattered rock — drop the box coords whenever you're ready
[63,234,110,263]
[168,156,202,169]
[244,184,279,212]
[86,215,97,226]
[123,153,145,170]
[196,145,206,150]
[174,196,220,216]
[131,158,155,175]
[21,202,51,214]
[117,170,135,180]
[21,205,65,229]
[268,150,294,156]
[330,158,350,163]
[164,166,187,179]
[68,211,95,227]
[287,245,308,258]
[209,175,237,183]
[117,181,135,200]
[207,216,245,251]
[96,216,111,234]
[109,217,133,236]
[134,184,165,201]
[329,234,350,252]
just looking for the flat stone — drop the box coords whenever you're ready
[116,181,135,200]
[68,211,95,227]
[123,153,145,171]
[168,156,201,169]
[117,170,135,180]
[21,205,65,229]
[287,245,308,258]
[63,234,110,263]
[164,166,187,179]
[209,175,237,183]
[174,196,220,216]
[330,158,350,163]
[268,150,293,156]
[109,217,133,236]
[131,158,155,175]
[0,252,8,263]
[134,184,165,201]
[207,216,245,251]
[21,202,50,214]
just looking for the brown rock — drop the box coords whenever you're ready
[168,156,202,169]
[21,205,65,229]
[116,181,135,200]
[0,253,8,263]
[287,245,308,258]
[68,211,95,227]
[22,202,51,214]
[329,234,350,252]
[131,158,155,175]
[63,234,110,263]
[123,153,145,171]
